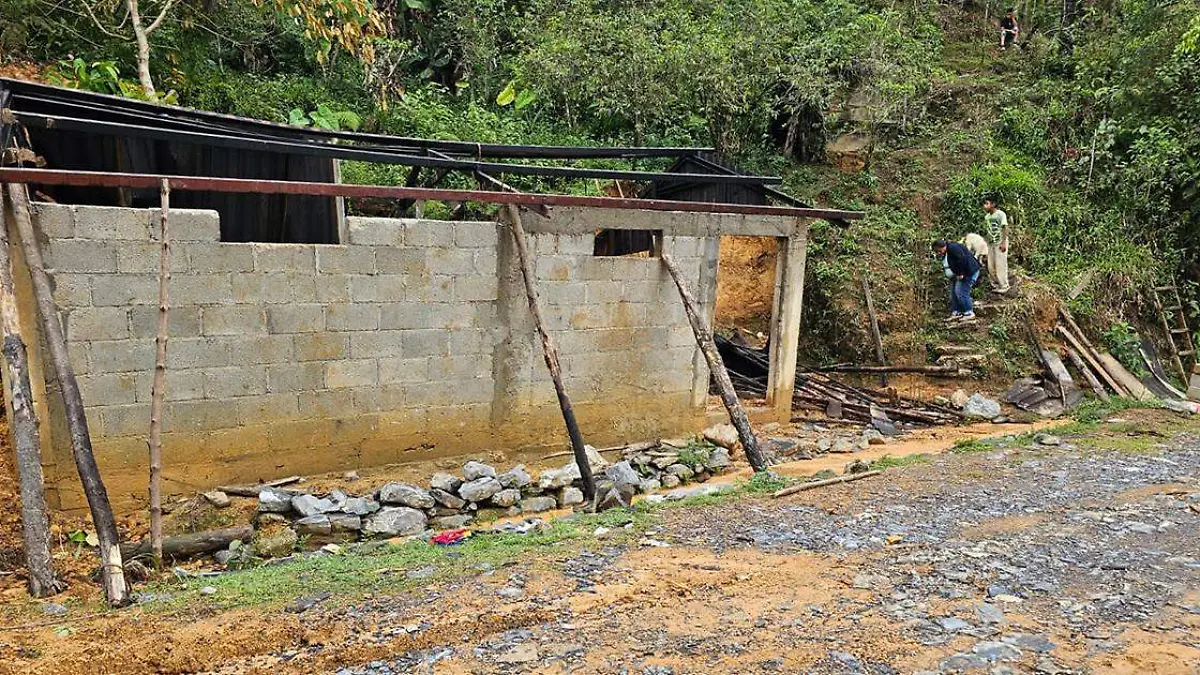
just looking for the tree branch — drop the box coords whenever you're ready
[145,0,177,35]
[79,0,127,39]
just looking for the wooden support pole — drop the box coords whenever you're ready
[862,277,887,387]
[502,205,596,502]
[661,252,767,472]
[765,230,807,419]
[6,183,128,606]
[1063,343,1109,401]
[147,178,170,568]
[0,193,60,597]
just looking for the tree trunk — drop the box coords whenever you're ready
[126,0,157,99]
[147,179,169,568]
[6,184,128,606]
[502,205,597,502]
[660,253,767,472]
[0,193,60,597]
[121,525,251,561]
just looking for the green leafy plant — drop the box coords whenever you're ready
[48,57,178,104]
[1102,321,1149,377]
[288,104,363,131]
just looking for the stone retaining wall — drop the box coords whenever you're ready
[6,203,808,512]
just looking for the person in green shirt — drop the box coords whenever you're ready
[983,198,1011,293]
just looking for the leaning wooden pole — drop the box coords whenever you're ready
[0,192,60,597]
[660,253,767,472]
[147,179,170,568]
[6,184,128,606]
[502,205,596,502]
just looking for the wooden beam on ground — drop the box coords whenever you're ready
[121,525,252,560]
[0,191,60,597]
[816,364,961,375]
[6,183,128,606]
[503,204,597,502]
[772,470,882,498]
[765,229,807,419]
[661,252,767,472]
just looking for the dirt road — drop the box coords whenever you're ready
[3,413,1198,674]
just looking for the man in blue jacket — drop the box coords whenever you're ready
[934,239,981,321]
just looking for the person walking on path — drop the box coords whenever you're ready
[983,198,1011,294]
[934,239,981,321]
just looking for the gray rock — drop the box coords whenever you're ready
[294,514,332,536]
[973,641,1022,662]
[341,496,380,516]
[257,488,294,513]
[291,494,335,517]
[41,603,68,617]
[430,488,466,510]
[378,482,435,509]
[597,484,635,511]
[650,454,680,470]
[661,473,682,488]
[639,478,662,493]
[199,586,217,596]
[583,444,609,469]
[707,447,732,469]
[491,488,521,507]
[462,460,497,481]
[1035,434,1061,446]
[459,477,503,502]
[343,470,360,482]
[664,483,734,501]
[431,514,473,530]
[430,471,462,493]
[202,490,231,508]
[253,526,298,557]
[703,423,738,449]
[964,393,1002,419]
[987,583,1014,598]
[830,439,856,454]
[817,438,833,453]
[328,513,362,532]
[977,602,1006,624]
[497,465,532,489]
[213,549,236,566]
[666,464,695,481]
[363,507,428,537]
[496,585,524,599]
[539,467,575,489]
[605,460,641,488]
[521,496,558,513]
[286,592,331,614]
[941,654,987,671]
[1003,634,1056,653]
[939,617,970,632]
[559,486,585,506]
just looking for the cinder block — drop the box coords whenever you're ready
[134,368,206,402]
[253,245,316,273]
[202,305,266,335]
[472,250,499,276]
[609,257,656,281]
[351,387,382,413]
[348,274,406,302]
[535,256,573,282]
[31,202,75,238]
[167,337,231,369]
[186,243,255,273]
[403,274,452,302]
[404,220,455,248]
[162,210,221,242]
[293,333,347,361]
[234,393,301,426]
[378,357,429,384]
[163,399,239,432]
[538,281,583,306]
[349,330,406,358]
[375,248,427,276]
[325,303,380,331]
[74,205,151,240]
[347,217,405,246]
[114,242,164,274]
[68,341,90,375]
[217,335,292,364]
[555,234,594,255]
[51,273,93,308]
[315,276,350,303]
[90,274,159,306]
[88,339,154,374]
[129,305,202,338]
[203,366,268,398]
[426,248,477,277]
[233,272,315,304]
[316,246,375,275]
[586,280,623,303]
[266,304,324,333]
[77,372,138,406]
[267,362,325,392]
[298,389,356,418]
[454,222,499,248]
[45,239,119,273]
[172,274,234,305]
[428,355,493,381]
[450,329,491,356]
[65,307,129,342]
[97,403,153,436]
[580,258,614,281]
[401,329,450,358]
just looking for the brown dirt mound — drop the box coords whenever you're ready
[715,236,776,334]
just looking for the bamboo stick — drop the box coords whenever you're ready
[772,470,882,498]
[661,253,766,472]
[147,178,170,568]
[6,183,128,606]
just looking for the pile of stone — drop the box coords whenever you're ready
[251,442,732,554]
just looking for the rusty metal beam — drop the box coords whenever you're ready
[0,168,865,220]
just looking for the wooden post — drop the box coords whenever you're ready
[0,193,60,597]
[661,252,767,472]
[147,178,170,568]
[862,277,887,387]
[502,205,596,502]
[1063,344,1109,401]
[765,228,807,421]
[6,184,128,606]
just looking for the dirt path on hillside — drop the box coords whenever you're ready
[1,414,1197,674]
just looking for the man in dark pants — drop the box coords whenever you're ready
[934,239,981,322]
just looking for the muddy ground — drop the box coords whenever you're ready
[1,410,1197,674]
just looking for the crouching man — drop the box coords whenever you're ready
[934,239,981,322]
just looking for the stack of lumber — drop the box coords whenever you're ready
[1055,308,1155,401]
[714,334,963,426]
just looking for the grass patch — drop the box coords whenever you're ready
[870,453,932,470]
[949,438,994,454]
[1073,398,1163,423]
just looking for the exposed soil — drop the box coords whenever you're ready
[0,410,1195,674]
[715,236,777,336]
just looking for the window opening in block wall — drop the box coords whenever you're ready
[592,229,662,257]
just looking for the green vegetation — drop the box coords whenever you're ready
[870,453,932,470]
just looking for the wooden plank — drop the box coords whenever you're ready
[1063,344,1109,401]
[1096,352,1155,401]
[1056,319,1128,397]
[862,277,887,387]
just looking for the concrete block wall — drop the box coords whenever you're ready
[18,203,719,510]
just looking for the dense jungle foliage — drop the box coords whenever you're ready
[1,0,1197,353]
